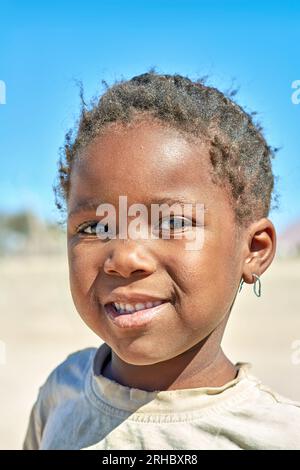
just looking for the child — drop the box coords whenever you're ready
[23,70,300,450]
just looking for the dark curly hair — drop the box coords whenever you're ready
[54,68,279,228]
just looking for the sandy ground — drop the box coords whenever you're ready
[1,254,300,449]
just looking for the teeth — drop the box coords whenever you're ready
[125,304,135,312]
[135,303,145,311]
[112,300,164,314]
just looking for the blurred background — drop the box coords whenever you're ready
[0,0,300,449]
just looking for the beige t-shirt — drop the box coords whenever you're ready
[23,342,300,450]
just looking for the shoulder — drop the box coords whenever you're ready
[256,384,300,448]
[237,364,300,416]
[255,382,300,414]
[33,347,98,415]
[23,347,98,449]
[42,347,97,402]
[234,371,300,449]
[52,347,97,381]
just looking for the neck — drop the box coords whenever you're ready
[101,317,237,391]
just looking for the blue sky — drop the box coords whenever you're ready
[0,0,299,233]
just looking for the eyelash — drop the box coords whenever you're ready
[76,220,103,235]
[75,216,199,236]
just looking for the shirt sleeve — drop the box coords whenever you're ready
[22,386,45,450]
[22,348,95,450]
[22,367,57,450]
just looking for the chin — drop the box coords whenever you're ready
[111,337,171,366]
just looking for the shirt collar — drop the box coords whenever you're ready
[90,341,257,414]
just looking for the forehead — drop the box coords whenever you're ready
[69,119,220,205]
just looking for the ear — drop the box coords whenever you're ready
[241,218,277,284]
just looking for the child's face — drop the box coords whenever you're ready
[67,118,244,365]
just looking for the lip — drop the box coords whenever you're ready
[104,301,170,329]
[103,291,168,306]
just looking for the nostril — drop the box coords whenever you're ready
[132,269,147,275]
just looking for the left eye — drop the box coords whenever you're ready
[157,216,193,231]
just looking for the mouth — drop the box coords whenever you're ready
[104,299,170,328]
[110,300,164,315]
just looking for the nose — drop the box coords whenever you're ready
[103,240,156,278]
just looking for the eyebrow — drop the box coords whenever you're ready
[68,196,207,219]
[68,200,104,219]
[150,196,207,208]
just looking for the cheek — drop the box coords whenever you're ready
[68,243,103,315]
[169,237,238,330]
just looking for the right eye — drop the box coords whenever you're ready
[76,221,109,236]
